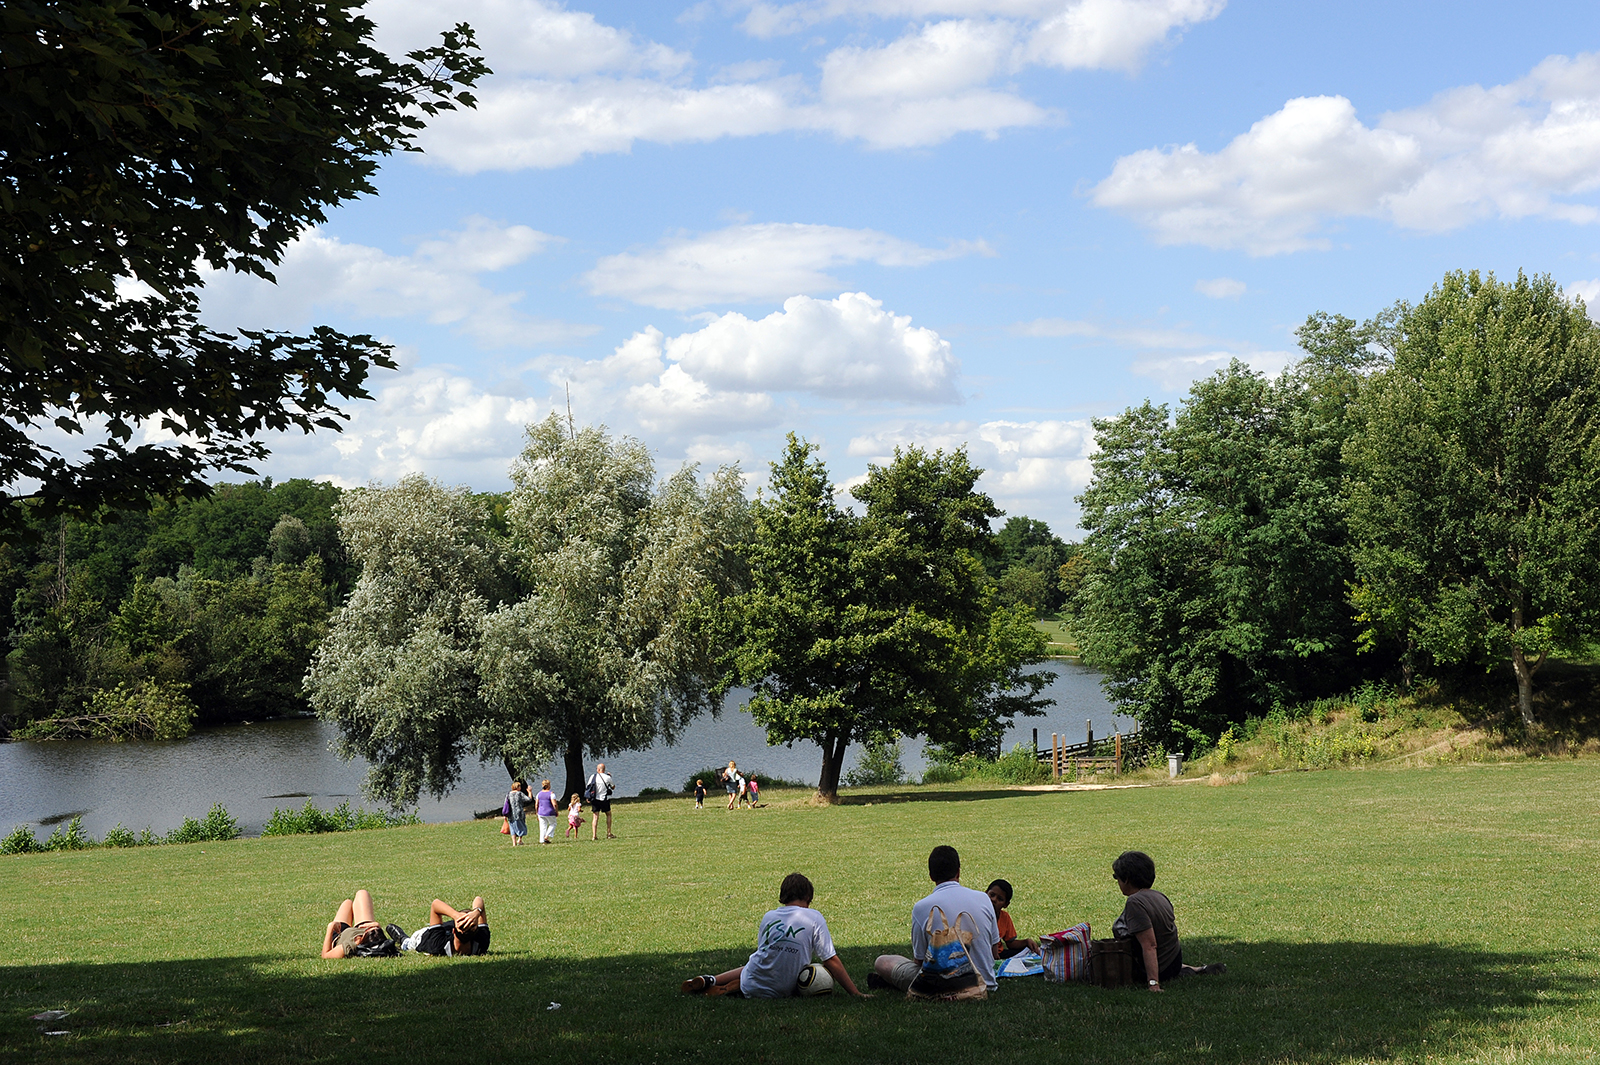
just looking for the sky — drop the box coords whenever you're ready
[196,0,1600,535]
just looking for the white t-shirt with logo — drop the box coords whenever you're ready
[738,905,837,998]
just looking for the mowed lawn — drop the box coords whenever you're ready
[4,763,1599,1065]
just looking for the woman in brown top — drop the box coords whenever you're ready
[320,888,392,958]
[1112,851,1225,991]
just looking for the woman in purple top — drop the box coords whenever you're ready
[535,779,559,845]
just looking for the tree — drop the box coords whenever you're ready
[1344,271,1600,730]
[306,418,747,806]
[721,436,1051,803]
[989,516,1072,615]
[1,0,487,538]
[1074,354,1371,747]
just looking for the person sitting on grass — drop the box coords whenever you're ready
[401,897,491,956]
[320,889,398,958]
[1111,850,1224,991]
[680,873,869,999]
[871,845,999,998]
[985,879,1039,958]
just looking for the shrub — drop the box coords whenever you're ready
[166,804,240,844]
[921,743,1051,785]
[636,787,674,799]
[261,800,418,837]
[45,816,93,851]
[680,768,811,793]
[845,733,906,787]
[1,824,41,854]
[101,823,139,848]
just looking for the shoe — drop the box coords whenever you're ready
[1200,963,1227,975]
[866,972,891,990]
[681,975,716,994]
[386,924,408,945]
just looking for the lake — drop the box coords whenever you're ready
[0,661,1133,838]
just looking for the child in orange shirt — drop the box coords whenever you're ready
[987,879,1039,959]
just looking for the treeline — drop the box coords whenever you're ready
[0,480,355,738]
[1069,271,1600,749]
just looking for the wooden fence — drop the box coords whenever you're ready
[1031,722,1149,781]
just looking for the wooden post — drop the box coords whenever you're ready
[1033,728,1038,755]
[1052,733,1060,781]
[1115,732,1122,775]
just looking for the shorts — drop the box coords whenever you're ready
[591,799,612,813]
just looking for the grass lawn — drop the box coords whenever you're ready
[4,763,1599,1064]
[1032,618,1078,656]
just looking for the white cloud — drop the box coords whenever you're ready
[374,0,1214,170]
[1194,277,1246,299]
[848,416,1097,529]
[1569,278,1600,317]
[1093,53,1600,253]
[198,218,592,347]
[1130,350,1291,390]
[586,222,990,309]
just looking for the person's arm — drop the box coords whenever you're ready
[321,923,344,959]
[821,954,869,997]
[1136,927,1162,991]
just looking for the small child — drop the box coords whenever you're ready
[746,777,760,807]
[986,879,1038,958]
[565,793,584,839]
[694,780,707,809]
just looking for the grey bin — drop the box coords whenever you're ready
[1167,754,1183,778]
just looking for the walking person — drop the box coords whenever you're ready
[722,761,739,809]
[506,779,531,847]
[565,792,584,839]
[589,761,616,840]
[535,779,558,844]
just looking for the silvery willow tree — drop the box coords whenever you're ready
[719,435,1051,803]
[306,416,747,805]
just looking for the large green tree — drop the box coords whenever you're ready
[1344,271,1600,730]
[1,0,486,538]
[1074,350,1373,747]
[721,436,1050,803]
[306,419,747,805]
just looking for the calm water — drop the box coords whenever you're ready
[0,661,1131,838]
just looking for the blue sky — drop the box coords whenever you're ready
[196,0,1600,534]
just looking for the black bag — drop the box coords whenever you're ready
[1087,938,1137,988]
[584,776,598,803]
[349,928,399,958]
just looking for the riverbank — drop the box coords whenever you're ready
[5,763,1599,1064]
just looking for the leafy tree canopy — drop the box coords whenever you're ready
[1,0,487,539]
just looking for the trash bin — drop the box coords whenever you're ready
[1167,754,1183,778]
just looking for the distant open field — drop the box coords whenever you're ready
[1032,618,1078,656]
[4,763,1599,1064]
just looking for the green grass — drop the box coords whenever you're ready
[4,767,1600,1064]
[1031,618,1079,656]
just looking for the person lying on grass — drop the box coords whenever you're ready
[1111,850,1225,991]
[401,897,491,956]
[985,879,1039,959]
[321,889,398,958]
[681,873,869,998]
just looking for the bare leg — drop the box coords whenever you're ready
[682,966,744,995]
[334,898,355,927]
[606,809,615,838]
[351,890,376,926]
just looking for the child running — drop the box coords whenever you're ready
[746,777,760,807]
[694,780,707,809]
[565,793,584,839]
[986,879,1039,958]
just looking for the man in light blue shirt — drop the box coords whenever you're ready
[872,845,1000,995]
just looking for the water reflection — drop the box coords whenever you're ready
[0,661,1131,838]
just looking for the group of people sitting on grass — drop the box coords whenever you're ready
[680,846,1223,1000]
[320,890,490,958]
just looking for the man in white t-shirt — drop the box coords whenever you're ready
[680,873,869,999]
[588,762,615,840]
[872,845,1000,997]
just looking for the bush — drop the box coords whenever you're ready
[845,733,906,787]
[680,768,812,793]
[636,787,673,799]
[1,824,41,854]
[921,743,1051,785]
[45,816,93,851]
[165,804,240,844]
[101,823,139,848]
[260,800,419,837]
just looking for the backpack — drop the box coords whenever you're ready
[584,775,598,802]
[906,906,987,1002]
[349,929,399,958]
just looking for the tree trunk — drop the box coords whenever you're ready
[561,733,586,804]
[1511,645,1540,732]
[815,731,849,804]
[502,754,518,782]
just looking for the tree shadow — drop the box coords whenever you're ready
[3,939,1587,1064]
[830,787,1068,806]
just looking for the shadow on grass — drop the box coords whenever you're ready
[3,939,1590,1065]
[831,787,1064,806]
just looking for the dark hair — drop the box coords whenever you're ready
[779,872,814,905]
[986,879,1013,904]
[928,845,961,883]
[780,869,819,901]
[458,924,491,956]
[1112,850,1156,889]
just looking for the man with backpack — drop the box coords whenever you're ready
[587,762,616,840]
[870,845,999,1000]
